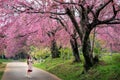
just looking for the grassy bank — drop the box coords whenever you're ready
[0,59,12,79]
[0,62,6,79]
[34,54,120,80]
[0,59,11,63]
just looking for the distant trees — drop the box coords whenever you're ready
[97,26,120,53]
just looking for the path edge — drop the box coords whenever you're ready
[1,63,9,80]
[34,67,62,80]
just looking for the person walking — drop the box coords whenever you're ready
[26,54,33,78]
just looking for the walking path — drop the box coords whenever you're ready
[2,62,61,80]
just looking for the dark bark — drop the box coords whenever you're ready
[0,54,6,59]
[93,55,99,64]
[66,7,94,71]
[47,31,60,58]
[50,39,60,58]
[82,30,94,72]
[70,37,81,62]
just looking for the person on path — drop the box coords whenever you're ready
[26,54,33,78]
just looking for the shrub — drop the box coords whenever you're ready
[0,62,2,64]
[59,48,72,60]
[112,54,120,63]
[32,48,51,59]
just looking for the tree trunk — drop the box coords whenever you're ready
[70,38,81,62]
[51,39,60,58]
[82,31,94,72]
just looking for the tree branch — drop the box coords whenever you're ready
[26,11,67,15]
[15,30,38,38]
[54,0,81,5]
[66,7,83,39]
[96,0,113,18]
[106,21,120,24]
[50,16,71,34]
[12,4,67,15]
[94,0,118,25]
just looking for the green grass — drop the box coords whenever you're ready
[34,57,84,80]
[34,57,71,70]
[0,59,12,63]
[0,63,6,79]
[0,59,12,80]
[34,54,120,80]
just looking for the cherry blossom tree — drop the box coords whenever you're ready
[40,18,62,58]
[1,0,120,71]
[52,16,81,62]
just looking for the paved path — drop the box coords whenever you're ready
[2,62,61,80]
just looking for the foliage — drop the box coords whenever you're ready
[0,0,120,57]
[31,48,51,59]
[112,54,120,63]
[97,27,120,52]
[94,47,101,55]
[59,47,72,60]
[0,60,6,80]
[0,59,12,63]
[0,0,120,73]
[93,40,104,57]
